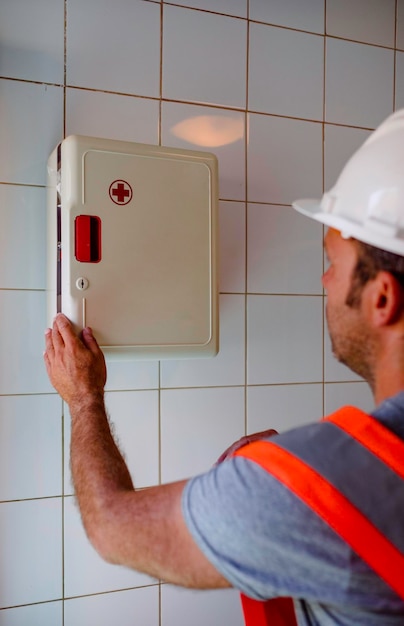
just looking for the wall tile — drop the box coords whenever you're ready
[66,89,160,144]
[162,102,245,200]
[64,497,154,597]
[326,0,395,47]
[0,291,53,395]
[249,23,323,120]
[247,295,323,384]
[0,0,64,83]
[161,387,245,482]
[219,201,246,293]
[325,38,394,128]
[249,0,324,34]
[67,0,160,97]
[161,295,245,388]
[395,52,404,111]
[161,586,244,626]
[162,5,247,108]
[325,382,374,414]
[0,499,62,607]
[247,204,323,295]
[0,80,63,185]
[398,0,404,50]
[1,0,399,620]
[64,586,159,626]
[0,185,46,290]
[0,395,62,501]
[102,391,159,487]
[247,114,322,205]
[164,0,247,17]
[247,383,323,433]
[64,391,159,495]
[105,359,159,392]
[324,124,372,191]
[0,601,62,626]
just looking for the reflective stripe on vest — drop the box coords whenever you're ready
[235,406,404,626]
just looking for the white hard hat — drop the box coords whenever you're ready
[293,109,404,256]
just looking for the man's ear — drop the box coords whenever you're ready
[369,271,404,327]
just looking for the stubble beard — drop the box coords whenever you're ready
[326,302,375,390]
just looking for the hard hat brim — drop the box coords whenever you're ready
[292,198,322,219]
[292,197,353,235]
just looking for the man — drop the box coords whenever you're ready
[44,109,404,625]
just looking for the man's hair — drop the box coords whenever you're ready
[346,240,404,308]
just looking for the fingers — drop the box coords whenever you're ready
[53,313,75,346]
[44,327,54,356]
[82,327,102,356]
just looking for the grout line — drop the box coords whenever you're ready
[244,1,250,436]
[394,0,398,110]
[159,1,164,146]
[62,2,68,619]
[0,75,381,132]
[322,0,327,417]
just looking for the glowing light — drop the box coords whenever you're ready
[170,115,244,148]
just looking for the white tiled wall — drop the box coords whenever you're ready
[0,0,399,623]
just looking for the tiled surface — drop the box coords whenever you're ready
[396,52,404,111]
[64,586,159,626]
[164,0,247,17]
[67,0,160,97]
[0,601,62,626]
[219,201,246,293]
[162,5,247,108]
[247,295,323,384]
[324,124,372,190]
[162,102,245,200]
[104,358,159,392]
[247,384,323,433]
[249,23,323,120]
[161,586,244,626]
[0,0,64,83]
[247,114,322,204]
[1,1,397,622]
[325,38,394,128]
[326,0,395,47]
[325,382,374,414]
[161,295,245,388]
[0,80,63,185]
[0,499,62,608]
[0,291,54,395]
[0,185,46,289]
[64,497,154,597]
[66,88,160,144]
[161,387,245,482]
[247,204,323,294]
[0,395,62,501]
[398,0,404,50]
[249,0,325,34]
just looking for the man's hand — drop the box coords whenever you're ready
[44,313,107,406]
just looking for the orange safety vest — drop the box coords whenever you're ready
[233,407,404,625]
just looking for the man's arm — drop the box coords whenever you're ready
[44,314,230,589]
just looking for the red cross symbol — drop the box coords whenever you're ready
[109,180,133,205]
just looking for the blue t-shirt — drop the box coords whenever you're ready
[182,392,404,625]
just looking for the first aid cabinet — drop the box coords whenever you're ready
[47,135,219,359]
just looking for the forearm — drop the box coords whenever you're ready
[69,395,134,554]
[44,315,230,588]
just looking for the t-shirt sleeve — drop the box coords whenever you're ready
[181,451,357,603]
